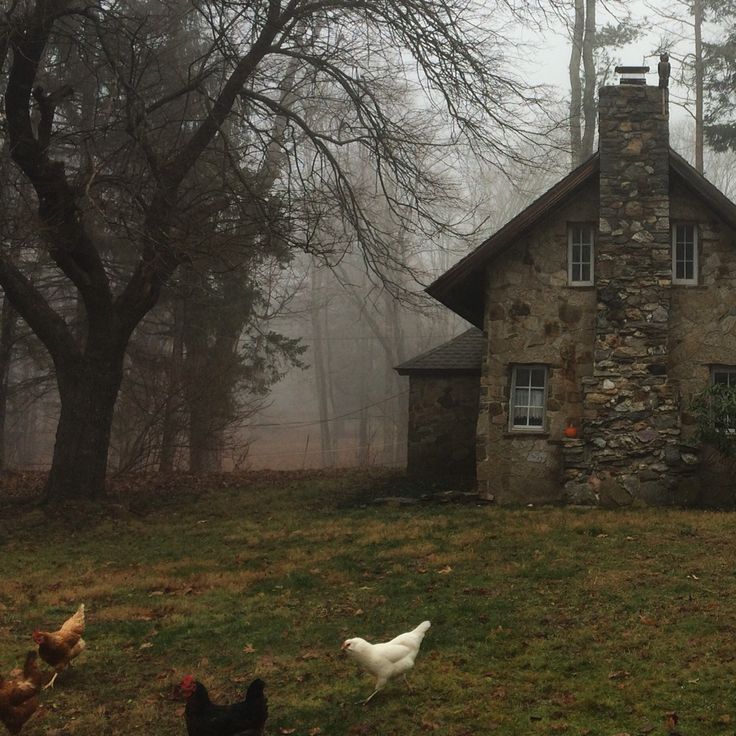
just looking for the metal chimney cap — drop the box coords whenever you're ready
[615,65,650,85]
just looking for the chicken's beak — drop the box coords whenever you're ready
[340,641,349,651]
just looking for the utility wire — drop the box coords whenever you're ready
[248,389,409,429]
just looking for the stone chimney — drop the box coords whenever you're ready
[578,69,688,505]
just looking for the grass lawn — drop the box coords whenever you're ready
[1,469,736,735]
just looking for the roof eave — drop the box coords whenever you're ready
[395,367,481,376]
[669,150,736,231]
[426,153,601,326]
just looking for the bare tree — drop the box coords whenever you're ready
[0,0,549,501]
[645,0,731,173]
[562,0,642,166]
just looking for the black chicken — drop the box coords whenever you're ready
[180,676,267,736]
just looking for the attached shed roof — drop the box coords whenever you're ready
[427,149,736,328]
[395,328,484,375]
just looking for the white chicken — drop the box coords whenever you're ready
[341,620,431,704]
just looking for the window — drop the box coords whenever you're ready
[710,366,736,434]
[672,223,697,285]
[510,365,548,431]
[712,366,736,388]
[568,224,594,285]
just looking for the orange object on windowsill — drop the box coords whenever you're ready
[563,424,578,438]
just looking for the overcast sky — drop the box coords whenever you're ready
[527,0,705,127]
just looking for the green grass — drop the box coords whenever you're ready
[1,470,736,735]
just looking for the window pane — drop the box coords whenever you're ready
[529,389,544,407]
[713,370,736,387]
[531,368,546,387]
[511,366,547,429]
[569,225,593,284]
[673,224,696,282]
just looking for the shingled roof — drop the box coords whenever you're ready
[395,328,484,375]
[426,149,736,328]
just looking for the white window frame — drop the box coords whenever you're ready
[567,224,595,286]
[672,223,698,285]
[509,365,548,432]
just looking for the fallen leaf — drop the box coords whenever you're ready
[139,642,153,650]
[437,565,453,575]
[638,613,658,626]
[608,670,630,680]
[279,729,296,735]
[243,644,256,653]
[308,728,322,735]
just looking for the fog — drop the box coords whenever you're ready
[2,0,735,477]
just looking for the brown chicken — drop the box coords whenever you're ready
[32,604,85,689]
[0,651,48,734]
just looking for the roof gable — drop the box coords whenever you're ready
[427,149,736,328]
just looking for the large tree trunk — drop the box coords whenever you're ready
[580,0,597,160]
[310,268,334,467]
[184,309,223,474]
[694,0,704,173]
[44,350,124,502]
[569,0,585,166]
[159,299,185,473]
[188,397,223,473]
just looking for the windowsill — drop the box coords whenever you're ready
[503,431,549,439]
[671,281,699,287]
[567,283,595,288]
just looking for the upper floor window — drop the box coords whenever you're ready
[672,223,698,285]
[510,365,548,432]
[568,224,594,286]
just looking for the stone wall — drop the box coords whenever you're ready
[406,374,479,477]
[477,185,598,503]
[667,175,736,507]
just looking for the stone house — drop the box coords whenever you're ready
[404,71,736,507]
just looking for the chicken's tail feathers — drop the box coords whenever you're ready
[22,651,38,678]
[246,678,266,697]
[61,604,85,635]
[414,621,431,635]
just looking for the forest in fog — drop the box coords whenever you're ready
[3,0,736,492]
